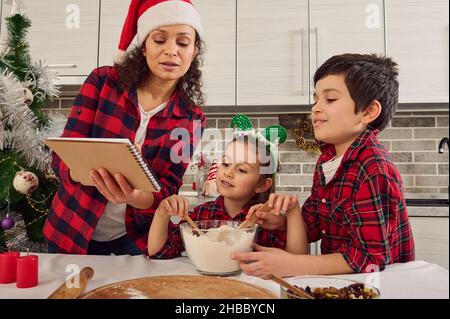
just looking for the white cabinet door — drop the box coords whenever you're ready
[386,0,449,103]
[310,0,385,76]
[237,0,309,105]
[410,217,449,270]
[1,0,100,76]
[98,0,133,67]
[192,0,235,106]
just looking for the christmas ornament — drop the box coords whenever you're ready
[293,115,320,155]
[191,152,208,196]
[1,214,15,230]
[202,159,219,197]
[23,87,33,105]
[2,211,47,253]
[13,171,39,195]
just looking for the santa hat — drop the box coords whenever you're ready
[114,0,203,63]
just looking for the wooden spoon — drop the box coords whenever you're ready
[48,267,94,299]
[268,273,315,299]
[184,213,205,236]
[238,201,272,229]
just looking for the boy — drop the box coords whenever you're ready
[231,53,415,277]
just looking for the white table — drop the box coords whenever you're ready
[0,253,448,299]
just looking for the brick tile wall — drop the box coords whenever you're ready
[44,91,449,194]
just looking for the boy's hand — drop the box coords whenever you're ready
[230,244,292,279]
[246,204,287,231]
[246,194,300,231]
[267,193,299,215]
[155,194,190,219]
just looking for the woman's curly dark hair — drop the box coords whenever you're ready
[115,32,205,107]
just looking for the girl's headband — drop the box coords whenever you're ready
[230,114,287,174]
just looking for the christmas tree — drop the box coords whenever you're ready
[0,9,66,252]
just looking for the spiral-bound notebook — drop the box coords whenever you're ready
[43,137,161,192]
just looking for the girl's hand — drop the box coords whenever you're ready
[155,195,190,219]
[230,244,293,279]
[267,193,299,215]
[89,168,152,208]
[246,203,287,231]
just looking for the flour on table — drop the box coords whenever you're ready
[124,286,149,299]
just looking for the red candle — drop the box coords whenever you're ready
[16,254,38,288]
[0,251,20,284]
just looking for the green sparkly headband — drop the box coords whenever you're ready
[230,114,287,174]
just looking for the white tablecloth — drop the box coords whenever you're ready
[0,253,448,299]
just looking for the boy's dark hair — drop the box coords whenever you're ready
[314,53,399,131]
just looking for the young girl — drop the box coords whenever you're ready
[44,0,205,255]
[148,114,307,258]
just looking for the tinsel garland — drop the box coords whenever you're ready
[0,69,66,171]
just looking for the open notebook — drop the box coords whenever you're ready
[43,137,161,192]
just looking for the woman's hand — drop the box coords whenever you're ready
[89,168,153,209]
[230,244,295,279]
[155,194,190,220]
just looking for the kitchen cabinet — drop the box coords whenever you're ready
[386,0,449,103]
[409,217,449,270]
[310,0,385,81]
[237,0,309,106]
[0,1,3,37]
[3,0,448,106]
[237,0,385,106]
[192,0,236,106]
[98,0,131,67]
[1,0,100,77]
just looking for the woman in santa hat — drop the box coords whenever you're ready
[44,0,206,255]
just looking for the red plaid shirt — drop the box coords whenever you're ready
[43,66,205,254]
[302,129,415,272]
[151,195,287,259]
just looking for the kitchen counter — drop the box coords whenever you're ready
[0,253,448,299]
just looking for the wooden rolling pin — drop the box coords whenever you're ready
[47,267,94,299]
[238,201,272,229]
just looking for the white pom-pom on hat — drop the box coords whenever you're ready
[113,49,127,65]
